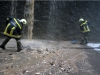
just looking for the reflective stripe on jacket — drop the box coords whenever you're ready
[80,20,90,33]
[3,18,23,38]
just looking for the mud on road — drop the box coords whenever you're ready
[0,39,100,75]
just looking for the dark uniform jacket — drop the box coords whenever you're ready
[80,20,90,33]
[3,17,23,39]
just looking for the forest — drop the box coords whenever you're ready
[0,1,100,41]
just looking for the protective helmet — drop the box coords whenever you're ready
[79,18,84,22]
[20,19,27,24]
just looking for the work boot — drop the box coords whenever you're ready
[0,37,10,50]
[16,41,22,52]
[0,45,5,50]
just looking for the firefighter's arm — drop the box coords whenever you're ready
[6,16,13,26]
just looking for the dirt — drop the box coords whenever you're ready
[0,39,100,75]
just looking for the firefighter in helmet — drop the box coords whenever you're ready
[0,16,27,52]
[79,18,90,44]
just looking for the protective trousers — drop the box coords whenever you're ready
[16,39,22,52]
[0,37,10,50]
[0,37,22,52]
[80,32,88,44]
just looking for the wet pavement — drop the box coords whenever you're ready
[0,39,100,75]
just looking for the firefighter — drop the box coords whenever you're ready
[0,16,27,52]
[79,18,90,44]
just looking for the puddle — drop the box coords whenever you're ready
[87,43,100,51]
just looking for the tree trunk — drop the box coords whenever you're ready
[24,0,34,40]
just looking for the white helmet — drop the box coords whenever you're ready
[79,18,84,22]
[20,19,27,24]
